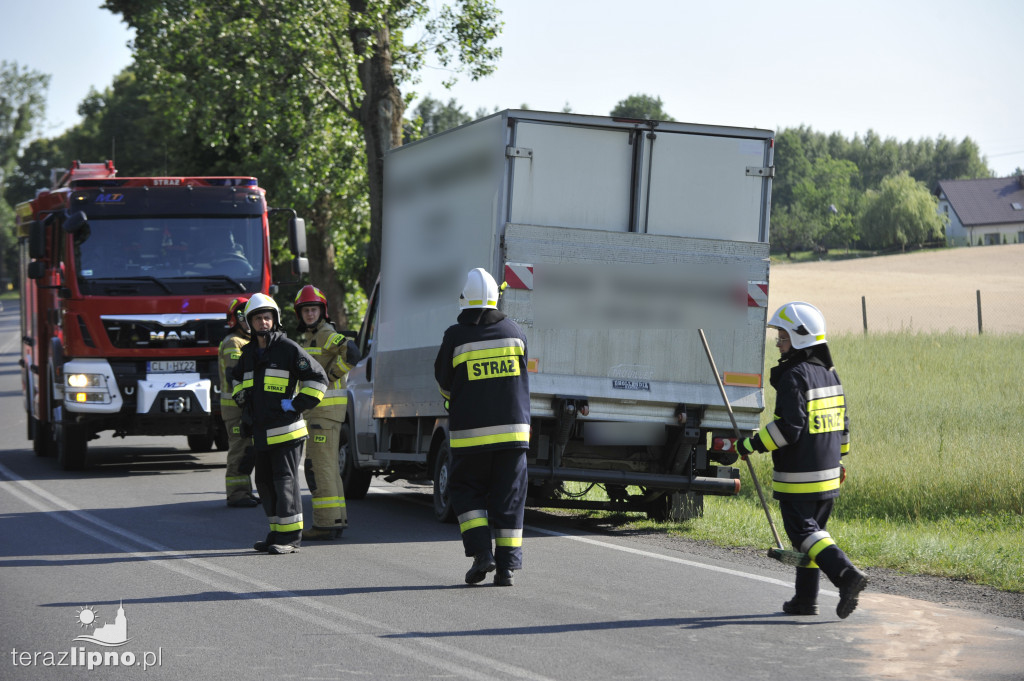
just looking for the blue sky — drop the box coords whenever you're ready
[3,0,1022,176]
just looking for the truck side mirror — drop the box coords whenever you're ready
[292,256,309,277]
[62,211,88,234]
[289,216,306,256]
[27,260,47,280]
[29,222,46,259]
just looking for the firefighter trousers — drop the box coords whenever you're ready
[222,411,254,502]
[254,441,304,547]
[780,498,855,598]
[450,448,527,570]
[302,417,348,529]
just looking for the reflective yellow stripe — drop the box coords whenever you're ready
[494,529,523,547]
[266,421,308,445]
[453,344,525,368]
[758,420,787,451]
[458,510,488,533]
[806,536,836,560]
[450,424,530,449]
[772,478,841,495]
[312,496,345,509]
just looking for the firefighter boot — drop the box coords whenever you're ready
[836,566,868,619]
[302,527,343,541]
[465,551,496,584]
[494,568,514,587]
[783,566,820,615]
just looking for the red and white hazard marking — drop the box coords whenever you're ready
[503,263,534,290]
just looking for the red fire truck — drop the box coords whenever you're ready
[16,161,308,469]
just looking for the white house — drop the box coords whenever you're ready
[936,175,1024,247]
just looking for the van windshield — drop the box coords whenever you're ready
[73,216,264,295]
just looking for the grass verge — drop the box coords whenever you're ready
[549,332,1024,593]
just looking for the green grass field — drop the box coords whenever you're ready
[556,332,1024,592]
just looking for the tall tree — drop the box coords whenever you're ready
[407,95,472,141]
[104,0,503,304]
[610,94,674,121]
[858,171,947,251]
[0,61,50,287]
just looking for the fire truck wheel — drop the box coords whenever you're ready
[432,442,456,524]
[56,423,88,471]
[187,434,214,453]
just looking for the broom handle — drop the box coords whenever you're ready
[698,329,785,550]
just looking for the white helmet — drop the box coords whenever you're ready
[244,293,281,334]
[768,301,826,349]
[459,268,499,309]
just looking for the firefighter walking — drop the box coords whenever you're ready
[434,268,531,587]
[293,285,361,541]
[218,297,259,507]
[736,301,868,618]
[231,294,328,554]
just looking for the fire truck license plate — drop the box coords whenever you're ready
[147,360,197,373]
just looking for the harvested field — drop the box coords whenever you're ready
[767,244,1024,335]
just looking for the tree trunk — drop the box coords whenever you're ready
[348,7,404,293]
[305,194,350,330]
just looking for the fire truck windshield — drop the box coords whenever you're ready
[73,216,264,295]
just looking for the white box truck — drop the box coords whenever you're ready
[342,110,774,521]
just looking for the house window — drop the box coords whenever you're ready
[1018,231,1024,243]
[984,233,1000,245]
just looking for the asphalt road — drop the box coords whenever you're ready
[1,300,1022,681]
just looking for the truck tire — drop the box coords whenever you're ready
[340,421,372,500]
[432,442,456,523]
[187,434,214,452]
[57,422,88,471]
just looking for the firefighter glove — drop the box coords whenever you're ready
[840,465,846,484]
[281,398,295,412]
[235,388,251,407]
[736,437,755,459]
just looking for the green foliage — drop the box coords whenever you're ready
[0,61,50,287]
[610,94,674,121]
[572,332,1024,591]
[772,126,991,253]
[858,171,947,250]
[406,96,473,141]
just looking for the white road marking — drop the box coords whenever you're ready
[369,484,840,597]
[0,463,556,681]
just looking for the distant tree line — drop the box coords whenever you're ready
[0,46,1002,306]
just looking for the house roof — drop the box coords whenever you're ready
[937,176,1024,227]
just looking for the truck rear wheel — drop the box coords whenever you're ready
[432,442,456,523]
[187,433,214,452]
[340,421,372,500]
[57,422,88,471]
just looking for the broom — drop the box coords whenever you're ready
[698,329,811,568]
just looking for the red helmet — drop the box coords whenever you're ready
[293,285,328,318]
[227,296,249,329]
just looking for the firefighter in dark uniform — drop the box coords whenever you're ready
[736,301,868,618]
[292,284,361,540]
[218,296,259,507]
[434,268,531,587]
[230,293,329,555]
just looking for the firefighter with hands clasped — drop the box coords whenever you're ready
[735,301,868,618]
[292,285,361,541]
[231,293,329,555]
[434,268,531,587]
[218,296,259,507]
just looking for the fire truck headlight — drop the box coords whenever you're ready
[67,373,105,388]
